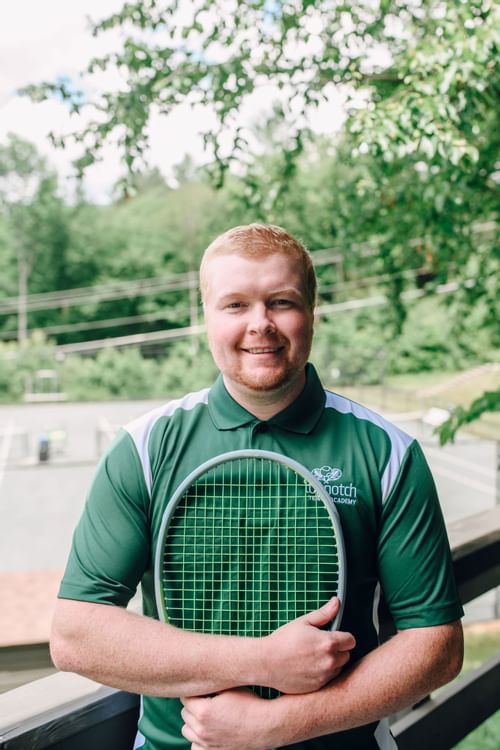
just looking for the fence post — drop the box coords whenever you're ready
[495,441,500,619]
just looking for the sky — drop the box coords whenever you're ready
[0,2,346,203]
[0,1,212,202]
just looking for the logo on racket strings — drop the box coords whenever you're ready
[307,466,358,505]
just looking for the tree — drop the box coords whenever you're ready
[0,135,54,340]
[22,1,498,181]
[23,0,499,430]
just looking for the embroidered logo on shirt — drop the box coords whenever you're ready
[309,465,358,505]
[312,465,342,482]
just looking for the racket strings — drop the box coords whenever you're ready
[162,458,340,645]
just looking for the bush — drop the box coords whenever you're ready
[61,347,160,401]
[0,333,61,402]
[0,334,220,404]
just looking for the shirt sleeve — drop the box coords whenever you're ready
[58,429,151,607]
[377,440,463,629]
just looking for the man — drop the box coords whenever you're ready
[51,224,463,749]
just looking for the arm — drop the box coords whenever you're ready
[181,620,464,750]
[54,433,357,697]
[50,596,355,698]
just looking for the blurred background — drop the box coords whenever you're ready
[0,2,498,747]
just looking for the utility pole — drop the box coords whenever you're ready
[17,239,28,342]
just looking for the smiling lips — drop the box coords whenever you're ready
[242,346,284,355]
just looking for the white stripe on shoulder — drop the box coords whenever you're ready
[325,391,414,504]
[124,388,210,495]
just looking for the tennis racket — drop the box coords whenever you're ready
[154,449,346,698]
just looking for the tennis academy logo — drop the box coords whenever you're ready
[310,465,358,505]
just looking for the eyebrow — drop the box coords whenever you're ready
[216,287,303,302]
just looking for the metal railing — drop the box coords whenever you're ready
[1,507,499,750]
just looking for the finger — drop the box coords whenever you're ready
[181,708,199,735]
[303,596,340,627]
[331,648,351,669]
[331,631,356,651]
[181,694,212,710]
[181,721,199,743]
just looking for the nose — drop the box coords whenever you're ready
[247,303,276,335]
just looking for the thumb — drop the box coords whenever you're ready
[303,597,340,627]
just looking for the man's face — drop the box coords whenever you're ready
[203,252,314,405]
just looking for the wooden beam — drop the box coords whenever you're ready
[0,672,139,749]
[392,652,500,750]
[449,506,500,605]
[0,643,51,672]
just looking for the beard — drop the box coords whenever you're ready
[228,356,305,394]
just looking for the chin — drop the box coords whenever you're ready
[236,366,298,393]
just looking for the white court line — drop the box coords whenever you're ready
[424,445,496,481]
[0,420,15,490]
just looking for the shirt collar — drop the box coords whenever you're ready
[208,363,325,434]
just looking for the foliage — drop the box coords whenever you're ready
[0,333,219,403]
[345,0,499,338]
[388,296,497,375]
[313,309,391,386]
[60,347,160,400]
[0,138,238,343]
[22,16,499,309]
[61,339,217,401]
[0,333,62,402]
[0,134,47,202]
[21,1,499,211]
[0,135,78,343]
[10,2,500,436]
[437,390,500,445]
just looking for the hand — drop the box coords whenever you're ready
[260,597,355,694]
[181,689,271,750]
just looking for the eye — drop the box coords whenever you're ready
[225,301,246,310]
[270,298,294,308]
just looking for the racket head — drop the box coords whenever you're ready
[154,449,346,637]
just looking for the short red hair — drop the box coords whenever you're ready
[200,224,316,310]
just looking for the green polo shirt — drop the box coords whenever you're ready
[59,364,462,750]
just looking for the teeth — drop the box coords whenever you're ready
[247,347,279,353]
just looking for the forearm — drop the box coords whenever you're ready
[50,599,266,697]
[243,622,464,748]
[51,596,353,699]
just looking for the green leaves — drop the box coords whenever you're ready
[437,390,500,445]
[10,0,498,438]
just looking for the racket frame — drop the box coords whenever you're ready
[154,448,346,633]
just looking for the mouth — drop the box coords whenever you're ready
[242,346,284,355]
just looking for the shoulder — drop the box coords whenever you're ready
[323,389,419,503]
[124,387,211,446]
[121,388,211,495]
[323,388,414,448]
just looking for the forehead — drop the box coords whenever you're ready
[202,252,306,301]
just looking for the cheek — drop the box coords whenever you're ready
[206,318,240,356]
[289,315,314,343]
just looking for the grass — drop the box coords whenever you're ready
[451,623,500,749]
[333,364,500,440]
